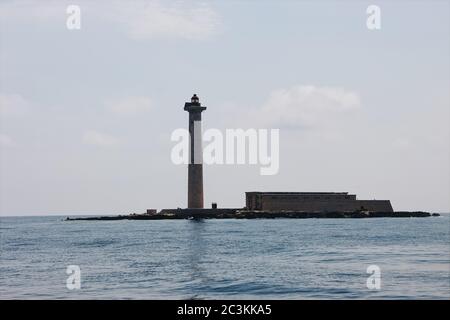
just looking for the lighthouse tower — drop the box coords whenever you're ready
[184,94,206,208]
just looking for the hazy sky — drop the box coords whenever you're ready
[0,0,449,215]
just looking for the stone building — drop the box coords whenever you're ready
[245,192,393,212]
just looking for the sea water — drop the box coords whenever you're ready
[0,215,449,299]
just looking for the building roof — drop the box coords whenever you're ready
[246,192,350,195]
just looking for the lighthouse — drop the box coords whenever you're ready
[184,94,206,208]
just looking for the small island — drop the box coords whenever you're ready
[66,208,438,221]
[66,96,440,222]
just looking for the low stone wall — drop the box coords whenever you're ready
[354,200,393,212]
[259,199,393,212]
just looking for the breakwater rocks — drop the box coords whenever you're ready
[66,209,438,221]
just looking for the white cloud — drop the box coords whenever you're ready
[391,137,413,150]
[106,96,152,115]
[109,1,221,40]
[258,85,361,128]
[0,0,221,41]
[0,0,63,21]
[0,93,31,116]
[83,130,120,147]
[0,134,15,147]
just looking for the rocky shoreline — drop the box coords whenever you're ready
[66,209,439,221]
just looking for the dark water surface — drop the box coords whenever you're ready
[1,215,449,299]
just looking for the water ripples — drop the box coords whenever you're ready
[0,215,449,299]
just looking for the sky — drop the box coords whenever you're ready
[0,0,449,215]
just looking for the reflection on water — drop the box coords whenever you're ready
[186,220,207,299]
